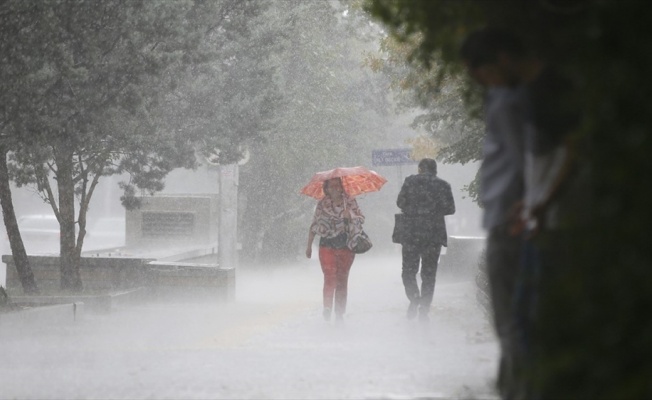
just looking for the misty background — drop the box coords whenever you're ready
[0,0,483,285]
[0,1,496,399]
[3,0,652,398]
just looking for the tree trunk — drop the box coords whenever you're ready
[56,147,82,292]
[0,145,39,293]
[75,159,102,263]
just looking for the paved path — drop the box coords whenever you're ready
[1,254,498,399]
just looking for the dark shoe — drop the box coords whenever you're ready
[323,307,331,321]
[418,306,430,322]
[407,302,418,320]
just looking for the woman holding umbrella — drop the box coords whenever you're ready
[305,177,366,322]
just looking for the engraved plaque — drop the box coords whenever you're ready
[142,212,194,237]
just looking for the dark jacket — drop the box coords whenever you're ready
[396,172,455,246]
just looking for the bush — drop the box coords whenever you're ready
[474,247,492,321]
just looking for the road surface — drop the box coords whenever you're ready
[1,254,498,399]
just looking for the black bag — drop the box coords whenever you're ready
[353,231,373,254]
[319,232,348,249]
[392,213,406,244]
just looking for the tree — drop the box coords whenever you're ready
[363,33,484,201]
[154,0,280,169]
[1,0,269,292]
[0,0,75,294]
[238,0,392,264]
[365,0,652,397]
[0,144,37,293]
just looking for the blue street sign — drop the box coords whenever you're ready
[371,148,417,166]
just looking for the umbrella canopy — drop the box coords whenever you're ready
[300,166,387,199]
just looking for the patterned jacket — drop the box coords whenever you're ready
[310,194,365,250]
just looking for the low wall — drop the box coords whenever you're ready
[147,262,235,302]
[438,236,486,279]
[2,255,152,292]
[2,255,235,303]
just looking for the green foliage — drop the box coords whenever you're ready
[1,0,218,197]
[0,0,275,289]
[238,0,392,263]
[363,34,484,168]
[1,0,271,202]
[364,0,483,69]
[361,2,485,205]
[158,0,281,168]
[365,0,652,397]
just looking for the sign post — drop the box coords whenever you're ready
[206,146,248,270]
[372,148,418,187]
[218,164,238,270]
[371,148,417,167]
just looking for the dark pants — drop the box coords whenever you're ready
[486,226,523,400]
[511,236,542,400]
[522,229,578,400]
[401,243,442,310]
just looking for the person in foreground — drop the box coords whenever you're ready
[396,158,455,322]
[460,28,528,400]
[306,177,365,322]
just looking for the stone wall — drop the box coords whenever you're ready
[3,255,152,292]
[2,255,234,303]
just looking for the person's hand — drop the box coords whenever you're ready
[527,203,548,239]
[306,246,312,259]
[507,201,525,236]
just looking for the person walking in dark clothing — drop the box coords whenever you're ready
[396,158,455,322]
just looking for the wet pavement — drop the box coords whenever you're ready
[0,254,498,399]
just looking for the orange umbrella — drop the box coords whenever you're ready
[300,166,387,199]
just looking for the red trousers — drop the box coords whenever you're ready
[318,246,355,315]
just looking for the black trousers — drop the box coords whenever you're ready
[401,243,442,309]
[486,226,523,400]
